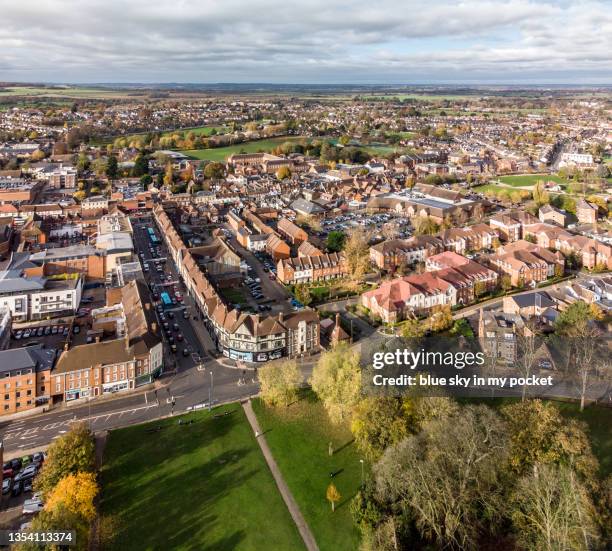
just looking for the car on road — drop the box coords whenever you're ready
[182,348,190,357]
[172,323,180,332]
[183,310,189,319]
[170,344,177,353]
[176,333,183,341]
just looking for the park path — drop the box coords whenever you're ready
[242,400,320,551]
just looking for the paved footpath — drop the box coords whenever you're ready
[242,400,319,551]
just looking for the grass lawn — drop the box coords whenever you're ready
[180,136,308,162]
[100,404,305,551]
[219,287,248,305]
[252,392,363,551]
[498,174,568,187]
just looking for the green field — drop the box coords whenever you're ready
[180,136,309,161]
[252,393,363,551]
[498,174,569,187]
[100,404,305,551]
[0,86,134,99]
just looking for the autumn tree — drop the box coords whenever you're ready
[428,304,453,333]
[163,162,174,187]
[276,165,291,180]
[510,464,599,551]
[294,284,312,306]
[326,483,341,512]
[203,161,224,179]
[375,405,508,549]
[46,472,98,521]
[413,215,439,236]
[344,228,371,282]
[258,360,302,407]
[532,180,550,206]
[296,214,321,232]
[501,400,598,484]
[351,397,415,461]
[310,343,361,424]
[35,422,95,498]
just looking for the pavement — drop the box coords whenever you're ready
[243,400,319,551]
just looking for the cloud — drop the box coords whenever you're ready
[0,0,610,83]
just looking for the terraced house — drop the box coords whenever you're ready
[153,205,320,362]
[277,252,348,284]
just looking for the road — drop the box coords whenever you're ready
[0,215,259,456]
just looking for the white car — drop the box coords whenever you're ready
[23,498,44,514]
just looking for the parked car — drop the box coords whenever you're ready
[23,498,44,514]
[10,458,22,471]
[23,478,33,493]
[73,326,80,334]
[23,329,31,338]
[2,478,11,495]
[51,325,58,335]
[12,480,23,497]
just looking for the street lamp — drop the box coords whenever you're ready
[208,371,214,411]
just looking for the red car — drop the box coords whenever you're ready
[176,333,184,341]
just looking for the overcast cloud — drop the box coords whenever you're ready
[0,0,610,83]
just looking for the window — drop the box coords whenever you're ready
[3,405,8,411]
[3,394,8,400]
[15,391,20,398]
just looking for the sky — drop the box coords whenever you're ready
[0,0,611,84]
